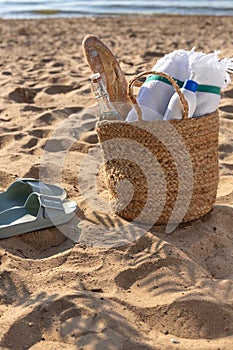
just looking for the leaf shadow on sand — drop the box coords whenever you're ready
[111,204,233,340]
[0,281,156,350]
[0,202,233,345]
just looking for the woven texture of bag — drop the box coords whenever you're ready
[96,71,219,225]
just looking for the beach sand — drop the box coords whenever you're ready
[0,15,233,349]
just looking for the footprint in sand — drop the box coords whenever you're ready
[223,87,233,99]
[33,107,83,127]
[0,226,71,260]
[8,87,38,104]
[33,112,58,127]
[114,256,183,290]
[0,125,23,133]
[218,143,233,153]
[0,294,153,350]
[0,134,15,149]
[28,128,51,139]
[219,104,233,114]
[137,299,233,339]
[21,137,39,150]
[44,85,77,95]
[222,162,233,171]
[0,132,29,150]
[0,296,80,349]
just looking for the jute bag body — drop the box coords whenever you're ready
[96,71,219,225]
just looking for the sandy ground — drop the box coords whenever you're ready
[0,15,233,350]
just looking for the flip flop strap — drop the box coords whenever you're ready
[40,195,64,210]
[39,195,65,220]
[22,179,55,196]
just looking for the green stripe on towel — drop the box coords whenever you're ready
[146,75,184,88]
[197,84,220,95]
[145,75,221,95]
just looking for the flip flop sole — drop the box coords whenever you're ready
[0,194,76,239]
[0,178,67,214]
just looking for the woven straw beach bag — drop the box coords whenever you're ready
[96,71,219,226]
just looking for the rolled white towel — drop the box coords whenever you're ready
[127,49,191,121]
[189,50,232,117]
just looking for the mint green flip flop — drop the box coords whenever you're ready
[0,193,77,239]
[0,178,66,214]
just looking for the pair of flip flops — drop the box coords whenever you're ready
[0,178,77,239]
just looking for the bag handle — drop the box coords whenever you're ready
[127,70,189,121]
